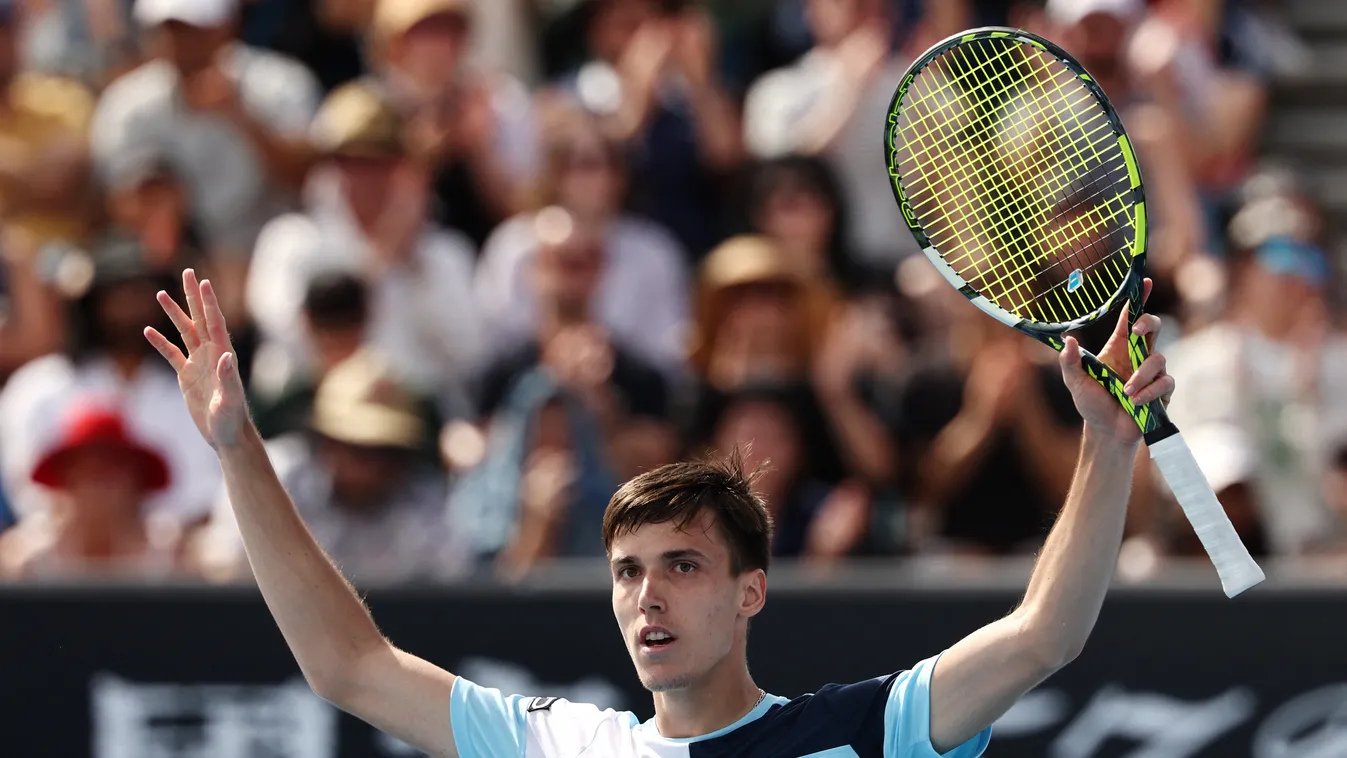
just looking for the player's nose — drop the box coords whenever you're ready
[638,576,665,614]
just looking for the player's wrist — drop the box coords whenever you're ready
[214,421,265,460]
[1080,423,1140,456]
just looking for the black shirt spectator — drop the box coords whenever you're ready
[885,360,1081,554]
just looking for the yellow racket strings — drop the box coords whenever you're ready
[897,39,1128,320]
[911,49,1115,318]
[914,43,1128,321]
[892,37,1135,324]
[958,44,1130,309]
[897,42,1108,282]
[909,42,1130,322]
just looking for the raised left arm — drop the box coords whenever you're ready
[927,286,1174,753]
[927,428,1138,752]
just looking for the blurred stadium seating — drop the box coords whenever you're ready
[0,0,1344,755]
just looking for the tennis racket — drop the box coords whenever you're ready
[883,27,1264,597]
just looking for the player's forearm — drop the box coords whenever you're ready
[1017,427,1137,663]
[924,429,1136,752]
[217,427,387,695]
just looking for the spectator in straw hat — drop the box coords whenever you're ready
[0,0,99,251]
[684,234,850,485]
[0,400,182,579]
[194,349,467,583]
[251,270,373,440]
[690,234,828,391]
[246,79,481,420]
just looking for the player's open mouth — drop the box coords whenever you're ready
[639,628,676,650]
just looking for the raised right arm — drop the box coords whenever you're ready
[146,269,462,758]
[217,426,460,757]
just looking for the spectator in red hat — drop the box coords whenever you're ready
[0,400,182,579]
[0,233,221,530]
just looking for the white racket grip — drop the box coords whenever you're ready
[1148,434,1266,597]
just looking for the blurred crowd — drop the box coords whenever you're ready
[0,0,1342,584]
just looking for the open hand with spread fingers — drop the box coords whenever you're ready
[144,269,251,450]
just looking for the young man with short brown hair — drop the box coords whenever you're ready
[147,270,1175,758]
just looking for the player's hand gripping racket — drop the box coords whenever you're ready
[883,27,1264,597]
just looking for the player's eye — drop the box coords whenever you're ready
[617,566,640,580]
[673,561,696,574]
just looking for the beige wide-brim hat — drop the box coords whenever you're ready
[370,0,472,43]
[309,81,406,159]
[310,349,425,450]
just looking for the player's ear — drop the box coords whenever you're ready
[740,568,767,618]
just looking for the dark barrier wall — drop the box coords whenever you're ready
[2,582,1346,757]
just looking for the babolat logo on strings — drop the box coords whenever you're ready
[1067,269,1084,293]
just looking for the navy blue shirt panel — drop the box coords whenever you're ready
[689,675,895,758]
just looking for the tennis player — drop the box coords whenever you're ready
[147,270,1174,758]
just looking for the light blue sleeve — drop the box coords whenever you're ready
[449,677,530,758]
[884,654,993,758]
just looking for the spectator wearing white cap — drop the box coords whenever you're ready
[1046,0,1143,27]
[1118,418,1268,577]
[1046,0,1269,256]
[88,0,321,316]
[1036,0,1218,288]
[1042,0,1143,103]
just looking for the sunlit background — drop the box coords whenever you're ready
[0,0,1343,755]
